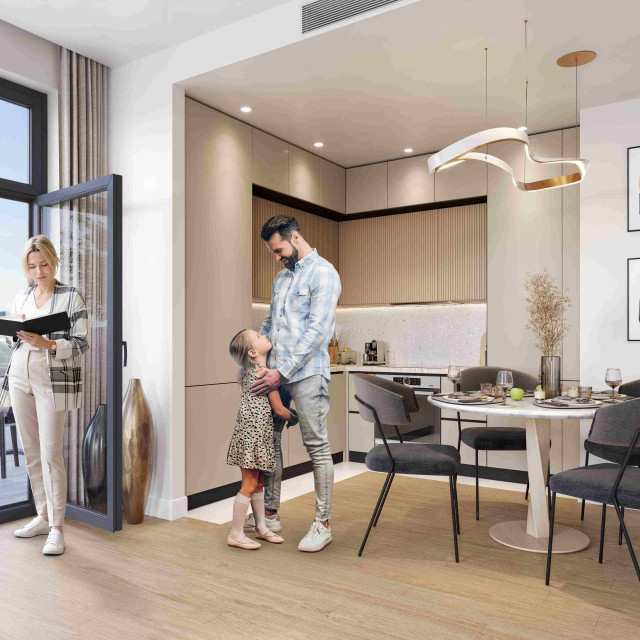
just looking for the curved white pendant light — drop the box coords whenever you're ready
[427,127,589,192]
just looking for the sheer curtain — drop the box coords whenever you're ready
[57,48,108,506]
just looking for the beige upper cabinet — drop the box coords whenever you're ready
[346,163,388,214]
[289,145,346,213]
[252,129,289,193]
[434,158,487,201]
[387,155,434,208]
[185,99,253,386]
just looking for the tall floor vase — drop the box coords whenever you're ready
[122,379,154,524]
[82,404,108,513]
[541,356,562,399]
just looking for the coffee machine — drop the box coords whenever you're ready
[363,339,386,365]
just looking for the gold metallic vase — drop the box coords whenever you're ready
[122,379,154,525]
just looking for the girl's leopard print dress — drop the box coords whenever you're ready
[226,363,276,472]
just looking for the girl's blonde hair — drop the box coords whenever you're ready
[229,329,254,382]
[22,235,59,284]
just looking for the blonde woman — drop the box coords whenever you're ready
[0,236,89,555]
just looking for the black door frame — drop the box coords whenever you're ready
[33,174,123,532]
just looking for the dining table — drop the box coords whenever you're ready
[429,395,598,553]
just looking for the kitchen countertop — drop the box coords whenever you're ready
[330,364,453,375]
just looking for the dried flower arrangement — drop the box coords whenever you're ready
[524,271,571,356]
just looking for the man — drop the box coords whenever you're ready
[250,214,341,552]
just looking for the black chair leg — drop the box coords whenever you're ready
[581,452,590,521]
[474,449,479,521]
[358,471,393,557]
[545,492,557,586]
[599,503,607,564]
[525,478,529,501]
[373,472,395,527]
[10,424,19,467]
[0,414,5,480]
[612,498,640,583]
[453,473,460,534]
[456,411,461,452]
[449,476,459,563]
[619,507,625,546]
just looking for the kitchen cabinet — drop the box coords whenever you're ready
[346,163,388,213]
[387,155,433,208]
[289,145,346,213]
[253,129,289,193]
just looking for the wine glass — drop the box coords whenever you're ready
[605,368,622,399]
[496,371,514,399]
[447,365,462,394]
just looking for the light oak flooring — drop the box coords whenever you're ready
[0,472,639,640]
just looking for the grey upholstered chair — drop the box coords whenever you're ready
[620,378,640,398]
[443,366,539,520]
[353,374,461,562]
[546,399,640,585]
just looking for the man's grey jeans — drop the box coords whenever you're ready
[263,374,334,521]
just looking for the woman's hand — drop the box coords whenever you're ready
[17,331,52,350]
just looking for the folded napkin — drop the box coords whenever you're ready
[453,396,488,404]
[539,400,569,407]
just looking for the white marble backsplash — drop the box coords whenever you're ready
[252,303,487,368]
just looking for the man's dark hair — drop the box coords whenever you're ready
[260,215,302,242]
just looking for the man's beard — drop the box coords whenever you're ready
[283,246,299,271]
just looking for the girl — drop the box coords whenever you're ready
[227,329,296,550]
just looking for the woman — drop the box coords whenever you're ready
[0,235,89,556]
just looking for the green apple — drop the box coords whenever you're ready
[536,384,542,390]
[510,388,525,401]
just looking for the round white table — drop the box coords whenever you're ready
[429,395,596,554]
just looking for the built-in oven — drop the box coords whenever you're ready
[372,373,441,445]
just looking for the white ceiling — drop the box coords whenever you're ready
[0,0,292,68]
[184,0,640,167]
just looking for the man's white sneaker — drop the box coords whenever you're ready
[14,515,50,538]
[42,529,66,555]
[298,519,332,552]
[244,513,282,533]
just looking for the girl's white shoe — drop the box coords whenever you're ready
[255,530,284,544]
[227,532,261,550]
[42,529,66,555]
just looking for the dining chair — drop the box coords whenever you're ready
[353,374,461,562]
[0,407,20,480]
[441,366,540,520]
[546,399,640,585]
[620,378,640,398]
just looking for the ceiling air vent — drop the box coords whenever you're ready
[302,0,404,34]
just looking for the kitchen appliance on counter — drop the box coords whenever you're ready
[363,339,386,365]
[373,373,440,444]
[337,349,356,364]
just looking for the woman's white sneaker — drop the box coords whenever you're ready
[298,519,332,552]
[14,515,50,538]
[42,529,66,555]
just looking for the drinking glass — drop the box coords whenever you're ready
[480,382,493,396]
[605,368,622,399]
[578,386,592,399]
[447,365,462,393]
[496,371,514,398]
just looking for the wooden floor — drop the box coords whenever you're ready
[0,472,639,640]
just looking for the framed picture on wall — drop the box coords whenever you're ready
[629,258,640,341]
[628,146,640,231]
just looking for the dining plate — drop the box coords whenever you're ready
[533,399,602,409]
[437,395,504,406]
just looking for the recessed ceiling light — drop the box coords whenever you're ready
[314,142,324,148]
[240,106,252,113]
[518,126,528,131]
[404,148,413,153]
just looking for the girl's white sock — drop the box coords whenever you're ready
[230,493,251,538]
[251,491,268,535]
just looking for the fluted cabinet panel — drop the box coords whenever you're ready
[339,203,486,305]
[252,197,340,302]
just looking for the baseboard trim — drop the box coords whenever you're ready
[187,452,344,510]
[145,495,189,521]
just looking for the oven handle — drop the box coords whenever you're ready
[413,388,440,395]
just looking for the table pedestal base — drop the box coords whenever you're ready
[489,520,590,554]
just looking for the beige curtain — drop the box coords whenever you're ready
[57,47,108,507]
